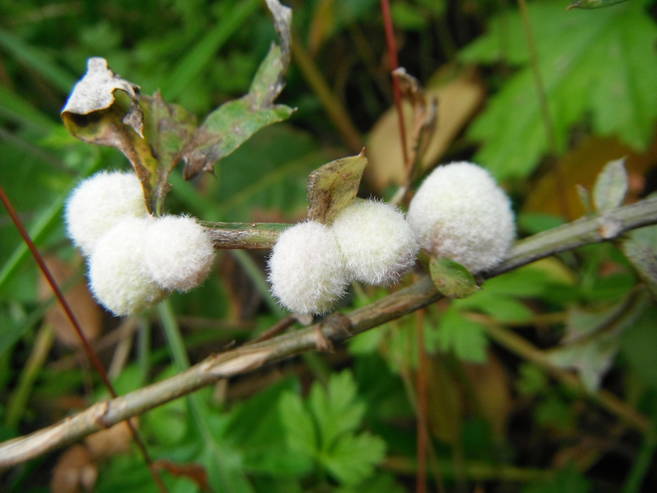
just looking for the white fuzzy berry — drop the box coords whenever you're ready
[407,161,515,273]
[144,215,215,292]
[65,171,147,256]
[89,217,165,316]
[331,199,418,285]
[268,221,348,314]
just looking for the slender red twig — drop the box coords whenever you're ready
[0,187,169,493]
[380,0,410,169]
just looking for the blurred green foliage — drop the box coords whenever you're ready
[2,0,657,492]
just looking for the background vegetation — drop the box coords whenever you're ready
[1,0,657,491]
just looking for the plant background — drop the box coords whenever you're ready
[2,0,657,491]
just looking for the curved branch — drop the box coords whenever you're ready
[2,197,657,467]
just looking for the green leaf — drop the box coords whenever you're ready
[431,308,488,363]
[461,1,657,179]
[306,152,368,224]
[622,225,657,299]
[621,307,657,389]
[429,256,479,299]
[323,432,386,485]
[547,294,648,392]
[279,392,317,457]
[593,158,628,212]
[457,292,534,323]
[310,371,365,448]
[182,0,294,179]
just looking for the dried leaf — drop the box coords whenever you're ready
[51,445,97,493]
[429,256,479,299]
[306,151,367,224]
[154,460,210,492]
[622,225,657,299]
[426,356,462,444]
[463,352,512,438]
[38,256,102,348]
[593,157,628,212]
[61,58,159,209]
[366,67,484,191]
[85,419,136,460]
[523,135,657,217]
[182,0,294,179]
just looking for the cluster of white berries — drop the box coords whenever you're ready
[65,171,215,316]
[269,161,515,315]
[268,200,419,314]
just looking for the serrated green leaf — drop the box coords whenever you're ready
[461,1,657,179]
[547,294,648,392]
[182,0,294,179]
[429,256,479,298]
[622,225,657,299]
[279,392,317,457]
[306,152,368,224]
[310,370,365,448]
[323,432,386,485]
[593,158,628,212]
[431,308,488,363]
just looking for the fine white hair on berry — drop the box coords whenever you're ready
[89,217,165,316]
[331,199,419,285]
[65,171,147,256]
[407,161,515,273]
[144,215,215,292]
[268,221,348,314]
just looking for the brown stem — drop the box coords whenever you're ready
[380,0,410,169]
[2,196,657,466]
[0,187,169,492]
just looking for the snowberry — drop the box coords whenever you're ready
[407,161,515,273]
[144,215,215,292]
[89,217,165,316]
[65,171,147,256]
[268,221,348,314]
[331,199,418,285]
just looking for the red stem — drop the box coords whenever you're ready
[380,0,410,169]
[0,187,168,493]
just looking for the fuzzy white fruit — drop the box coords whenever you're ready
[66,171,147,256]
[407,161,515,273]
[89,217,165,316]
[331,199,418,285]
[144,215,215,292]
[268,221,348,314]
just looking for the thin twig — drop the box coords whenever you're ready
[0,187,169,492]
[380,0,410,169]
[2,196,657,466]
